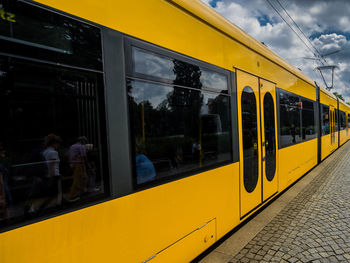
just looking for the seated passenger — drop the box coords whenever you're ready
[135,139,156,184]
[136,154,156,184]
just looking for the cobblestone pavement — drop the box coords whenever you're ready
[230,143,350,263]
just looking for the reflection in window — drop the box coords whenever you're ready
[132,47,228,93]
[322,105,330,136]
[279,91,301,148]
[200,68,228,91]
[0,0,102,70]
[128,79,232,185]
[241,86,258,193]
[133,47,175,80]
[301,99,316,140]
[335,109,339,132]
[263,93,276,182]
[340,111,346,130]
[0,56,106,228]
[279,90,317,148]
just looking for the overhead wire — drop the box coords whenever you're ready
[266,0,350,92]
[265,0,350,94]
[264,0,318,58]
[274,0,325,63]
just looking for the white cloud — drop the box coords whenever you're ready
[202,0,350,101]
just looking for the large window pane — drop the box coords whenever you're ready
[0,56,106,228]
[301,99,316,140]
[322,105,330,135]
[279,91,301,147]
[127,80,232,185]
[340,111,346,130]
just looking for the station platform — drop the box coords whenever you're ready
[199,141,350,263]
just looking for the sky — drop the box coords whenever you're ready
[201,0,350,102]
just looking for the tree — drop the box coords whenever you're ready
[333,92,345,101]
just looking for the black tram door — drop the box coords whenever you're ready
[260,79,278,202]
[237,70,262,217]
[237,70,278,217]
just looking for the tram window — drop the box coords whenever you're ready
[335,109,339,132]
[321,105,330,135]
[127,79,232,186]
[348,114,350,128]
[133,47,176,81]
[241,87,258,193]
[263,93,276,182]
[132,47,228,93]
[279,90,301,148]
[340,111,346,130]
[0,56,107,229]
[200,68,228,91]
[0,0,102,70]
[301,99,316,141]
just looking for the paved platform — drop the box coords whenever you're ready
[199,141,350,263]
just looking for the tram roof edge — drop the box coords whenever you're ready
[171,0,316,86]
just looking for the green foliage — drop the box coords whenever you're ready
[333,92,345,101]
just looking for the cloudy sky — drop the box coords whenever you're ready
[202,0,350,101]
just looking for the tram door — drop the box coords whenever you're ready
[237,70,278,217]
[260,79,278,202]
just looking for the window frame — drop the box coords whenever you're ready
[124,36,238,191]
[277,88,318,149]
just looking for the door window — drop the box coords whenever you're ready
[241,86,258,193]
[263,93,276,182]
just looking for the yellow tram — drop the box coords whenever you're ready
[0,0,349,262]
